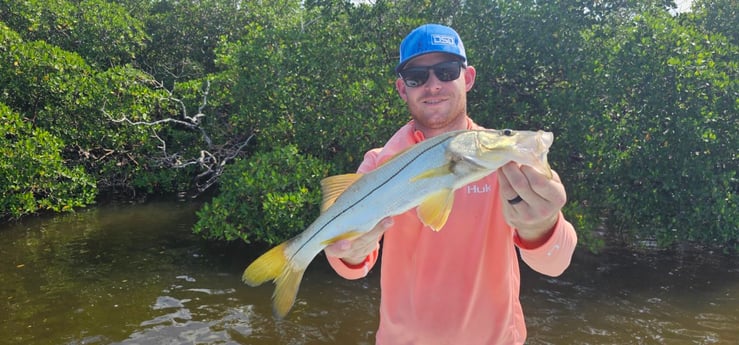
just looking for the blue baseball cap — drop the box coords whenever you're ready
[395,24,467,74]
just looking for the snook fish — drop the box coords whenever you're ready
[243,129,554,318]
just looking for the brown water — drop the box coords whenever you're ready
[0,201,737,344]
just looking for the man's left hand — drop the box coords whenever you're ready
[497,162,567,247]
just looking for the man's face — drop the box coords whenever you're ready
[396,53,476,136]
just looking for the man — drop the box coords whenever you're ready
[325,24,577,345]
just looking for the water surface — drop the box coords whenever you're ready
[1,202,736,344]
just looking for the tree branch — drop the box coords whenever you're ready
[102,78,252,196]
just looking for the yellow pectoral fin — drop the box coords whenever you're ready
[320,230,364,246]
[320,173,363,213]
[410,163,453,183]
[416,188,455,232]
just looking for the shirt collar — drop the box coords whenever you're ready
[411,117,476,143]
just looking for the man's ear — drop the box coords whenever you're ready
[396,78,408,101]
[463,66,476,92]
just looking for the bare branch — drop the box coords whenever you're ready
[101,77,252,197]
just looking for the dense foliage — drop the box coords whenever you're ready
[1,103,96,218]
[1,0,736,251]
[193,145,331,244]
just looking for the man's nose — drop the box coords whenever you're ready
[424,70,444,89]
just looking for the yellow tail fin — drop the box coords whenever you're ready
[242,242,289,287]
[272,265,305,318]
[242,242,306,318]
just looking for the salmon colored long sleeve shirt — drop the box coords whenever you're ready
[326,120,577,345]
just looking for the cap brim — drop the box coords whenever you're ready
[394,52,467,74]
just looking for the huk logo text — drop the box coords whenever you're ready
[467,183,491,194]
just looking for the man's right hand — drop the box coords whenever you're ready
[324,217,394,265]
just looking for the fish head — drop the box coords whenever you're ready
[449,129,554,178]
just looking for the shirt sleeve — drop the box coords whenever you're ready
[326,243,380,280]
[514,212,578,277]
[325,148,384,279]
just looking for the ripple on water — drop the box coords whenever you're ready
[114,305,256,344]
[695,312,739,332]
[152,296,185,310]
[102,271,261,345]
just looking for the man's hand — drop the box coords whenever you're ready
[497,162,567,247]
[324,217,394,265]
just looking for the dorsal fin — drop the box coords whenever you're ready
[319,173,363,212]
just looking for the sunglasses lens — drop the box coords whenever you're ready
[400,60,462,87]
[434,61,461,81]
[400,69,429,88]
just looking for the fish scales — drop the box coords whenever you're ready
[288,131,459,266]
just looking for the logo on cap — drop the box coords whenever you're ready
[432,34,455,46]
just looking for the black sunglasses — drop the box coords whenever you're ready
[398,60,464,88]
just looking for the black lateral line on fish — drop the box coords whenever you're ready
[289,135,456,262]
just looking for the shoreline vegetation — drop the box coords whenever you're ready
[1,0,736,252]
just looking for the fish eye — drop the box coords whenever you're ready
[502,129,514,136]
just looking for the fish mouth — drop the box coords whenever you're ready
[458,130,554,175]
[538,131,554,151]
[511,130,553,154]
